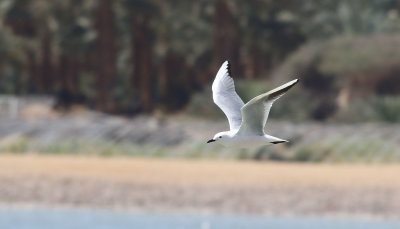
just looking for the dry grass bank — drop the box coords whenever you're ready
[1,154,400,217]
[1,154,399,188]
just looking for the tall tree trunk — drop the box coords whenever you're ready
[131,14,153,112]
[95,0,117,112]
[245,53,264,79]
[213,0,241,78]
[159,51,192,110]
[26,50,37,93]
[54,53,80,109]
[38,28,53,93]
[57,55,78,94]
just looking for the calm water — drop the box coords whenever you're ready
[0,208,399,229]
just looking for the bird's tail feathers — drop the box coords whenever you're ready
[267,135,288,144]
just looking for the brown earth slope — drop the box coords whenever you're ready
[0,155,399,218]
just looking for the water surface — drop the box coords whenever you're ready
[0,208,399,229]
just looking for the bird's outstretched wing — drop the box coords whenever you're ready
[212,61,245,131]
[237,79,299,135]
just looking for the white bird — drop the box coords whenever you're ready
[207,60,298,147]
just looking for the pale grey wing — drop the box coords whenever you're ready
[237,79,299,135]
[212,61,245,131]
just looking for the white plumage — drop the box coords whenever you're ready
[212,61,244,131]
[207,60,298,147]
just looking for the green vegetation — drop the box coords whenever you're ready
[374,96,400,122]
[0,0,400,119]
[2,128,400,163]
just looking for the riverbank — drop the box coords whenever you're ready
[1,111,400,162]
[0,155,399,218]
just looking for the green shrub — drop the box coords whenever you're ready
[333,98,378,122]
[374,96,400,122]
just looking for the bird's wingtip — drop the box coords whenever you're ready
[288,78,299,87]
[226,61,232,75]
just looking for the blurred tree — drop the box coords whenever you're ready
[32,0,56,94]
[236,0,305,78]
[3,0,38,93]
[155,0,213,108]
[127,0,159,112]
[4,0,36,37]
[1,0,400,117]
[95,0,117,112]
[52,0,96,108]
[158,50,192,110]
[297,0,400,38]
[213,0,241,77]
[0,28,27,94]
[38,27,53,93]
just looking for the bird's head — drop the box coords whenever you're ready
[207,132,230,143]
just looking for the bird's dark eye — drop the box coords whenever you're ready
[219,136,222,138]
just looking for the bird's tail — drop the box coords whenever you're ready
[267,135,288,144]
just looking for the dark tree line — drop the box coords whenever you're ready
[1,0,399,114]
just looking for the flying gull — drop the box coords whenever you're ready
[207,60,298,147]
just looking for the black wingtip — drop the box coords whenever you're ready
[226,60,232,76]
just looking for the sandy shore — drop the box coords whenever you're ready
[0,155,400,218]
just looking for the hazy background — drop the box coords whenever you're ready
[1,1,400,228]
[0,0,400,161]
[1,0,399,117]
